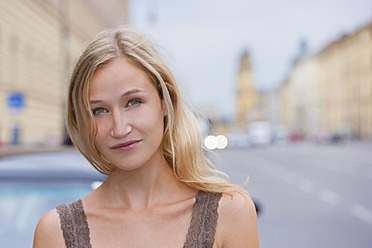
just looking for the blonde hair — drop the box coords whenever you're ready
[67,25,244,194]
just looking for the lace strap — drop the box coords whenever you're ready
[184,191,223,248]
[56,199,92,248]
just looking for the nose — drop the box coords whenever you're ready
[110,111,132,139]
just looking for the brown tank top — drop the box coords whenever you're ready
[56,191,222,248]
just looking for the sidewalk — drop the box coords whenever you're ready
[0,145,77,158]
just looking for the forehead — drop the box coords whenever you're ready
[89,57,155,97]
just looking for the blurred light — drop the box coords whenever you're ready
[216,135,228,149]
[204,135,218,150]
[91,181,103,190]
[204,135,228,150]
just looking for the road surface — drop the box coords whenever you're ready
[213,142,372,248]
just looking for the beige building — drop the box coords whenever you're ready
[278,77,293,132]
[317,22,372,139]
[279,22,372,140]
[236,50,259,127]
[279,54,319,138]
[0,0,128,145]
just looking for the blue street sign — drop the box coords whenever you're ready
[7,93,25,111]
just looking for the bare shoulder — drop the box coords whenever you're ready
[33,208,65,248]
[215,191,259,248]
[218,191,257,225]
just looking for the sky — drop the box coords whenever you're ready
[129,0,372,119]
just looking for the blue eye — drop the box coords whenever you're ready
[127,99,142,108]
[92,108,107,116]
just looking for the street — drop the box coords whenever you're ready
[213,142,372,248]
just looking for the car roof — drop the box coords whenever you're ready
[0,152,107,182]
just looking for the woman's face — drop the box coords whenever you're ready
[89,56,166,171]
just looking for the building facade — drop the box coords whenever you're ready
[317,23,372,139]
[278,22,372,140]
[282,55,319,138]
[236,50,259,128]
[278,78,293,133]
[0,0,128,145]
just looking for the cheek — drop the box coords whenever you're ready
[136,113,164,142]
[143,112,164,131]
[92,121,108,145]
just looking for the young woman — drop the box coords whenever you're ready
[33,26,259,248]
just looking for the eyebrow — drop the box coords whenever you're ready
[89,88,145,104]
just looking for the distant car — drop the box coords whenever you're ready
[248,121,273,146]
[0,151,106,248]
[273,125,289,144]
[227,132,251,148]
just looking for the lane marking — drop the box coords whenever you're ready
[255,162,372,226]
[283,171,298,185]
[319,188,340,206]
[299,179,316,194]
[351,204,372,225]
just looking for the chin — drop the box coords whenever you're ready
[110,162,144,172]
[109,157,152,172]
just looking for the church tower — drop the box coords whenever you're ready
[236,50,258,127]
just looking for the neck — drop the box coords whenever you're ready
[96,159,192,210]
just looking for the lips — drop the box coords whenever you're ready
[110,140,142,151]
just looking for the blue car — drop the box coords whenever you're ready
[0,151,106,247]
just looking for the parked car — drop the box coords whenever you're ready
[227,132,251,148]
[0,151,106,248]
[273,125,289,144]
[248,121,273,146]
